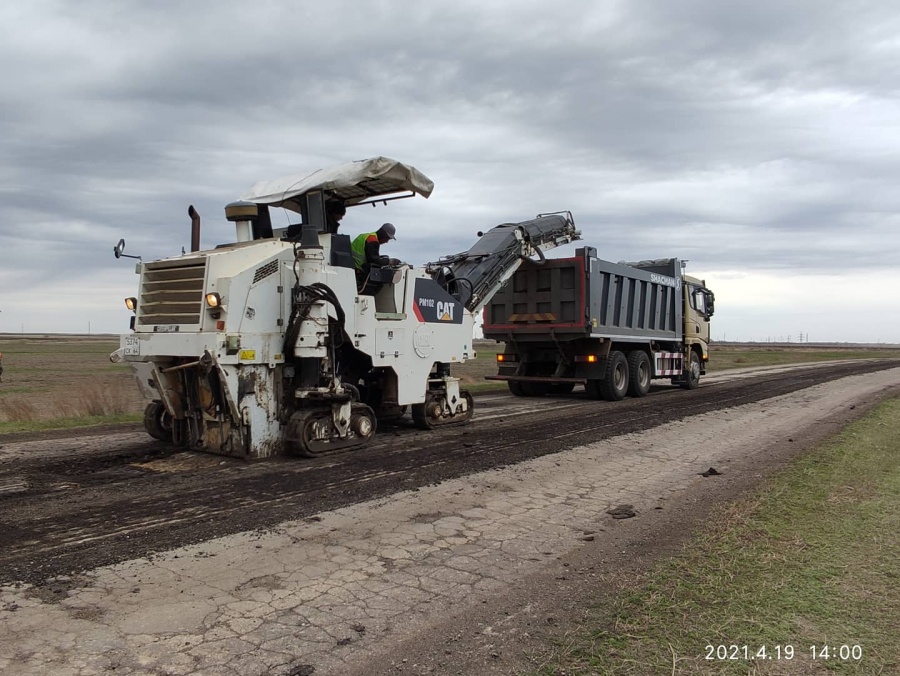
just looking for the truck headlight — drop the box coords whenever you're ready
[125,297,137,311]
[205,292,222,308]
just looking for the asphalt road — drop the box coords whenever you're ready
[0,359,897,588]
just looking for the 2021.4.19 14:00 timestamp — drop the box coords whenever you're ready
[705,644,863,661]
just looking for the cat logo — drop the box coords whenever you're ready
[437,301,455,321]
[413,278,464,325]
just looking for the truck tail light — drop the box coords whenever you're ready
[497,354,518,363]
[574,355,598,363]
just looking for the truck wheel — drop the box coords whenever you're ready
[598,351,629,401]
[508,381,525,397]
[143,401,173,442]
[680,351,702,390]
[626,351,651,397]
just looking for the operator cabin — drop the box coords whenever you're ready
[224,157,433,295]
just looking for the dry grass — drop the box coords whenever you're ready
[0,378,137,423]
[538,398,900,675]
[0,397,41,422]
[0,336,147,433]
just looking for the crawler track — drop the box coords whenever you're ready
[0,360,897,585]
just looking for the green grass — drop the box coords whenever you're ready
[0,413,143,435]
[708,347,900,371]
[0,386,39,395]
[3,347,119,355]
[540,398,900,675]
[5,365,133,375]
[0,339,120,354]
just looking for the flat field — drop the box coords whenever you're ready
[0,335,145,432]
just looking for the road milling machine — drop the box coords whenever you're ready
[115,157,580,458]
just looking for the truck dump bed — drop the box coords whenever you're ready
[483,247,683,343]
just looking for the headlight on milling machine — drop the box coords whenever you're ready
[124,297,137,311]
[205,292,222,308]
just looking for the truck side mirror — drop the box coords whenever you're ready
[113,238,142,261]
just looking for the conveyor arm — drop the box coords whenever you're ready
[427,211,580,312]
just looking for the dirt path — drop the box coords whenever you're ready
[0,363,898,675]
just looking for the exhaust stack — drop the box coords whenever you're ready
[188,205,201,252]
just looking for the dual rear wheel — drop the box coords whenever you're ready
[586,350,651,401]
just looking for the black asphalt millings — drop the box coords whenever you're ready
[606,504,636,519]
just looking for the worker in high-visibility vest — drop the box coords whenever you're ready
[351,223,397,294]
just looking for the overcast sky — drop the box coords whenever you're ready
[1,0,898,342]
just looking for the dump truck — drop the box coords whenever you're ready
[483,247,715,399]
[114,157,580,458]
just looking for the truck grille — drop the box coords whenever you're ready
[138,259,207,326]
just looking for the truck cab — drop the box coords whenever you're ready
[685,274,716,363]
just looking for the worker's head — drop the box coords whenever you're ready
[326,201,346,221]
[376,222,396,244]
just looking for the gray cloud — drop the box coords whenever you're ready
[1,0,899,339]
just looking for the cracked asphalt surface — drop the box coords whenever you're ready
[1,359,899,675]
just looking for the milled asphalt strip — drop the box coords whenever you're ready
[2,367,897,676]
[0,478,27,495]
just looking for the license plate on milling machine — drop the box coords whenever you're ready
[124,336,140,356]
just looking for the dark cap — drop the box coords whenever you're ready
[378,222,396,240]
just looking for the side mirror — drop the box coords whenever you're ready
[113,239,141,261]
[705,290,715,318]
